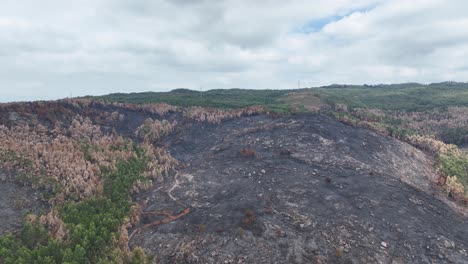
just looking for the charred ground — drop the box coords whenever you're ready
[128,113,468,263]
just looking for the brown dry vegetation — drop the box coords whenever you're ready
[352,107,468,144]
[0,115,179,203]
[0,118,105,202]
[63,98,178,117]
[135,118,177,143]
[239,148,257,158]
[182,105,266,124]
[406,134,461,156]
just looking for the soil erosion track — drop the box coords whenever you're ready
[130,114,468,263]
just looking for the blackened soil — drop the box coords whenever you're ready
[132,114,468,263]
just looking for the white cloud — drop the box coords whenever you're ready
[0,0,467,101]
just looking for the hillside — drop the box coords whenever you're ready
[92,82,468,111]
[89,89,291,113]
[0,88,468,263]
[93,83,468,193]
[133,113,467,263]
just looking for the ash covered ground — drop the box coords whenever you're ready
[0,172,46,236]
[129,114,468,263]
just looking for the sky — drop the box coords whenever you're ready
[1,0,468,102]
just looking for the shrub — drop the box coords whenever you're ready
[240,209,256,229]
[20,222,48,250]
[445,176,465,199]
[135,118,176,143]
[183,105,266,124]
[239,148,256,157]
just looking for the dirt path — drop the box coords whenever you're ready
[130,114,468,263]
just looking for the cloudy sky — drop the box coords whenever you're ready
[1,0,468,101]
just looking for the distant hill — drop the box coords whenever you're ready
[87,88,293,112]
[88,82,468,112]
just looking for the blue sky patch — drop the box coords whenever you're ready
[294,7,375,34]
[297,15,344,33]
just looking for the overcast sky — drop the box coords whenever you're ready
[1,0,468,102]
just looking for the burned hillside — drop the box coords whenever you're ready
[0,101,467,263]
[131,114,468,263]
